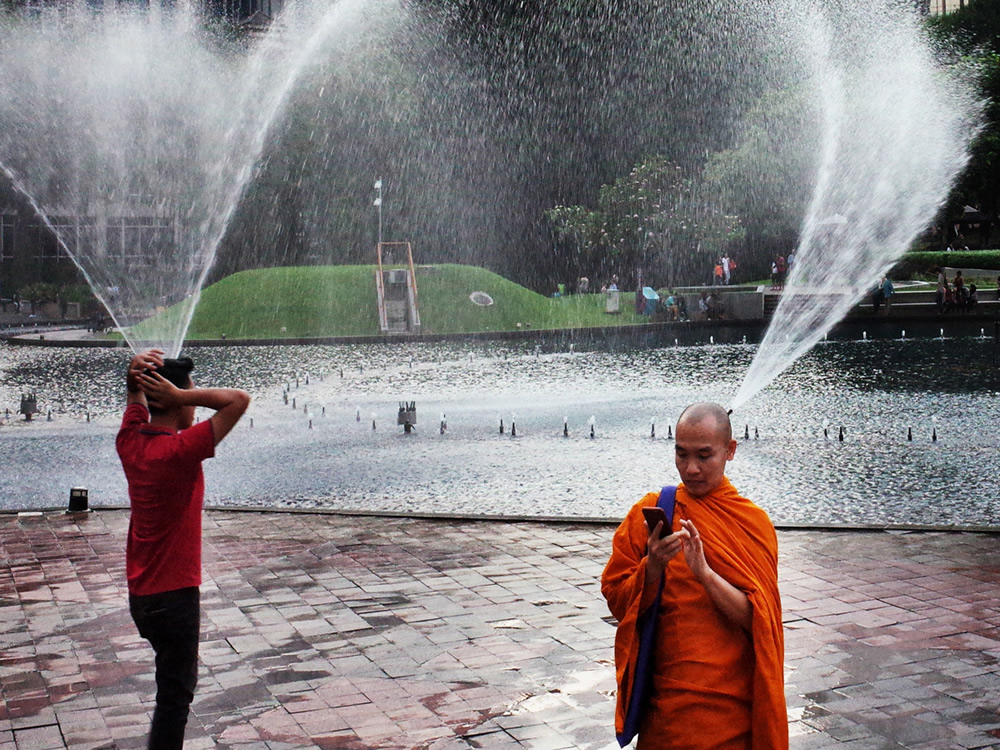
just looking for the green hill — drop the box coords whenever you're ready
[136,264,643,340]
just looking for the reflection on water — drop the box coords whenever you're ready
[1,335,998,526]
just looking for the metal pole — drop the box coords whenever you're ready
[374,178,383,247]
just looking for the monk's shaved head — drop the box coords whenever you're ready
[677,402,732,443]
[674,402,736,497]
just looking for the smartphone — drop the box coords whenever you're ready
[642,507,671,539]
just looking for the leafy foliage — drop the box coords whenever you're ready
[928,1,1000,240]
[704,86,820,275]
[893,249,1000,278]
[17,281,59,303]
[547,156,744,288]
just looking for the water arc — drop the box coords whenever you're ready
[732,0,980,413]
[0,0,380,356]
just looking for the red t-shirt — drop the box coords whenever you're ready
[116,402,215,596]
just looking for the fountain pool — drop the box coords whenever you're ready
[2,329,998,527]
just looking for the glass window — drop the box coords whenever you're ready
[108,215,175,266]
[0,214,14,261]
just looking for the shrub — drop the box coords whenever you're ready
[892,250,1000,278]
[18,281,60,303]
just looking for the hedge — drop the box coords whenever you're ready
[892,250,1000,278]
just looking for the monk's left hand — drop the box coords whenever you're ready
[679,518,753,631]
[679,519,711,584]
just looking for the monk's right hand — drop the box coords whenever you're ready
[645,524,691,584]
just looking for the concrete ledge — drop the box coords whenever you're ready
[2,317,765,348]
[4,503,999,533]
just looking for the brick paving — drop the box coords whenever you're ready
[1,510,999,749]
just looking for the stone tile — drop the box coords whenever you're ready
[3,513,1000,748]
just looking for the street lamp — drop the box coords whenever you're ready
[373,178,383,247]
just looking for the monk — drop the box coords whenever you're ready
[601,403,786,749]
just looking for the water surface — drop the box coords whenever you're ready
[1,333,997,526]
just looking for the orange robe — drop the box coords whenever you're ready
[602,478,787,750]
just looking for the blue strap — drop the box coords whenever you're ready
[656,485,677,527]
[617,486,676,747]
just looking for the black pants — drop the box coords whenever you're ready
[129,587,200,750]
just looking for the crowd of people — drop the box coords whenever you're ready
[870,274,894,315]
[871,268,999,315]
[712,253,736,285]
[769,253,793,289]
[935,268,990,313]
[656,289,726,321]
[576,263,999,323]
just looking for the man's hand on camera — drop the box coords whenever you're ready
[127,349,164,393]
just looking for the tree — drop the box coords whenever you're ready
[704,86,819,277]
[547,156,744,288]
[928,1,1000,246]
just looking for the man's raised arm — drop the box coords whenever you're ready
[126,349,164,407]
[138,370,250,445]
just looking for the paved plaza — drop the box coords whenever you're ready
[1,510,999,749]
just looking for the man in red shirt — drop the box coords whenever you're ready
[117,349,249,749]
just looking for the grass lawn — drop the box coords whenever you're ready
[132,264,646,340]
[415,265,643,334]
